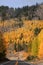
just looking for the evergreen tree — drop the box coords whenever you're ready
[14,42,17,52]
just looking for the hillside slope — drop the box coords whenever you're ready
[0,20,43,59]
[0,3,43,20]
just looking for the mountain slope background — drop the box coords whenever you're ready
[0,3,43,20]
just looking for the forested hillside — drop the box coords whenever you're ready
[0,3,43,21]
[0,20,43,60]
[0,3,43,60]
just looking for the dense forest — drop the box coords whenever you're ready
[0,3,43,21]
[0,3,43,61]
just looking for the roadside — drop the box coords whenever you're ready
[0,58,10,64]
[25,59,43,65]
